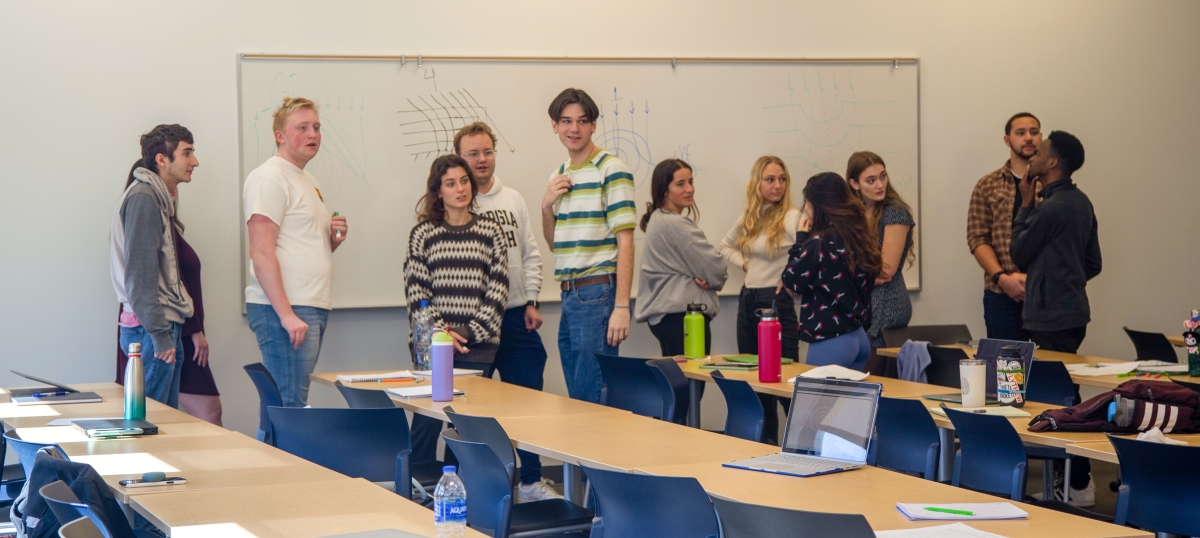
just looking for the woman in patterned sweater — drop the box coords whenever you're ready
[405,153,509,463]
[781,172,882,371]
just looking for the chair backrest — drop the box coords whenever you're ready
[1111,435,1200,536]
[59,517,107,538]
[4,430,66,477]
[441,431,514,538]
[943,408,1027,501]
[40,481,122,538]
[710,371,765,443]
[243,363,282,443]
[924,345,967,388]
[883,325,972,348]
[709,495,874,538]
[596,354,663,419]
[1123,327,1179,363]
[266,407,414,498]
[583,465,719,538]
[1025,360,1076,407]
[872,397,939,479]
[646,358,690,424]
[336,384,397,408]
[444,409,517,486]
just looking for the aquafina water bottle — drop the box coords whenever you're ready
[412,300,432,370]
[434,465,467,538]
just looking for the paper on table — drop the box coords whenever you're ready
[874,522,1008,538]
[792,365,870,382]
[1065,362,1139,376]
[385,386,465,399]
[13,426,91,444]
[335,371,416,383]
[896,503,1028,521]
[929,406,1030,418]
[1135,361,1190,373]
[410,369,484,377]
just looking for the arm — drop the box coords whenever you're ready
[541,174,571,249]
[966,179,999,272]
[122,192,175,361]
[1085,215,1102,280]
[610,229,634,346]
[718,218,747,271]
[1010,205,1057,270]
[330,213,348,252]
[517,199,544,330]
[403,224,442,329]
[462,225,511,343]
[780,232,819,293]
[667,217,728,290]
[875,223,910,284]
[248,215,308,349]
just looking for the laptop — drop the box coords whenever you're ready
[8,370,103,405]
[921,338,1034,404]
[723,377,882,477]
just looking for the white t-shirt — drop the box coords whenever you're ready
[243,156,333,309]
[473,176,543,310]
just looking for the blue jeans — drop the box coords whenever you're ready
[118,323,184,408]
[559,280,617,404]
[805,327,871,371]
[247,303,329,409]
[983,290,1031,342]
[494,306,549,484]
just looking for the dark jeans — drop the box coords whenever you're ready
[737,287,798,445]
[983,291,1030,342]
[412,361,495,464]
[1033,325,1091,489]
[649,312,712,356]
[492,307,549,484]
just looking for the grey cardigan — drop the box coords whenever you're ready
[634,210,728,325]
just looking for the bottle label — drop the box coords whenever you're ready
[434,498,467,523]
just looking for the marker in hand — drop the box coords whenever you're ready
[333,211,341,238]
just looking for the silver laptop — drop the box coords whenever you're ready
[724,377,882,477]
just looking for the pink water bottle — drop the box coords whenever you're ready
[757,307,782,383]
[431,329,455,402]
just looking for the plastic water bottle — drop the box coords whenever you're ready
[434,465,467,538]
[412,300,432,370]
[683,303,707,359]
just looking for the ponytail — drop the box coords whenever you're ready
[639,201,655,232]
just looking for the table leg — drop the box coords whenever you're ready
[563,462,584,504]
[688,378,703,428]
[937,427,955,482]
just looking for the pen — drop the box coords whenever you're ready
[924,507,975,516]
[31,391,68,398]
[333,211,341,238]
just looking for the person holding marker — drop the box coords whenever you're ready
[244,97,348,414]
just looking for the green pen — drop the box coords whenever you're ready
[333,211,341,238]
[924,507,975,516]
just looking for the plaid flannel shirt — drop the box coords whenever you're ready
[966,160,1021,294]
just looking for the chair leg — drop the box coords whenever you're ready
[1042,460,1054,501]
[563,463,585,504]
[1062,459,1072,501]
[937,428,955,482]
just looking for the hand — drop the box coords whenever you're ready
[741,262,748,273]
[693,277,711,290]
[447,329,470,354]
[607,307,631,346]
[154,347,176,364]
[1018,176,1037,208]
[798,211,811,232]
[281,313,309,350]
[191,332,210,367]
[330,214,348,247]
[524,305,543,331]
[775,279,794,298]
[542,175,572,211]
[998,272,1026,302]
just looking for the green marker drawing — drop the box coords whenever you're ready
[333,211,341,238]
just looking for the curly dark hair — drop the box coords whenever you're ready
[416,154,478,224]
[802,172,882,276]
[1047,130,1085,175]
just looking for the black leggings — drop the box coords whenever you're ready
[736,287,798,445]
[649,312,712,356]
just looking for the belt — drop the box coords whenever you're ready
[560,274,613,291]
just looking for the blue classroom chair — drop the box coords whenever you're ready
[444,408,518,486]
[3,430,67,477]
[243,363,282,444]
[338,384,445,495]
[646,358,691,424]
[583,466,719,538]
[709,495,874,538]
[871,396,939,480]
[596,354,663,419]
[942,407,1027,501]
[709,371,765,443]
[1123,327,1179,363]
[1112,435,1200,536]
[1024,360,1076,501]
[41,479,158,538]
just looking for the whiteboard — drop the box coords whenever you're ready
[238,56,920,309]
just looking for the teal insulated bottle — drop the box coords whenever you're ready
[124,342,146,421]
[684,303,707,359]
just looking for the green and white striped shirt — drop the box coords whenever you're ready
[550,148,637,281]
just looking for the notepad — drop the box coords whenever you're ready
[793,365,870,381]
[386,386,465,399]
[721,354,795,364]
[335,371,417,383]
[896,502,1027,521]
[1066,362,1139,376]
[874,523,1008,537]
[9,392,103,406]
[928,406,1030,418]
[410,369,484,377]
[1136,361,1189,373]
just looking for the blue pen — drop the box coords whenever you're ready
[32,391,68,398]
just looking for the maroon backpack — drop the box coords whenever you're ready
[1028,380,1200,433]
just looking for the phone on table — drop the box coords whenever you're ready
[118,477,187,488]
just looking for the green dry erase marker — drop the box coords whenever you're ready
[924,507,975,516]
[333,211,341,238]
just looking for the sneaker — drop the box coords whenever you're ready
[516,478,563,503]
[1049,476,1095,507]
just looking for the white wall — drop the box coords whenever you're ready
[2,1,1197,436]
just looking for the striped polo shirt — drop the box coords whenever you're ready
[550,148,637,281]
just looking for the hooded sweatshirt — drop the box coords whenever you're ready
[110,168,193,352]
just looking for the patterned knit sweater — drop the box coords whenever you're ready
[404,215,509,363]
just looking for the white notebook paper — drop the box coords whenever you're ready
[929,406,1030,418]
[793,365,870,381]
[335,371,417,383]
[896,502,1027,521]
[1065,362,1139,376]
[386,386,465,399]
[875,522,1008,538]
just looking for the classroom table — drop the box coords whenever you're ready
[1064,434,1200,464]
[633,462,1149,537]
[131,478,489,538]
[0,383,195,428]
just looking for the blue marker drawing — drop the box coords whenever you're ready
[598,87,655,186]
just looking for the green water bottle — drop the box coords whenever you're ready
[684,303,708,359]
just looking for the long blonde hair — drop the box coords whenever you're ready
[846,151,915,269]
[735,156,795,258]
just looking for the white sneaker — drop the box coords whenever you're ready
[516,478,563,503]
[1051,476,1095,507]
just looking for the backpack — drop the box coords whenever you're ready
[1028,379,1200,433]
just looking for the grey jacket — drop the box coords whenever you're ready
[634,210,727,325]
[110,168,193,352]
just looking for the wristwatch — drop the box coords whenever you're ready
[527,300,540,310]
[990,271,1009,285]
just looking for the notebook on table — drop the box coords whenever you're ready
[7,370,103,405]
[386,386,465,399]
[724,377,882,477]
[71,418,158,438]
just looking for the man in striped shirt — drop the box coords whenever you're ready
[541,88,637,403]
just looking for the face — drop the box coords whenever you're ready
[551,103,596,153]
[758,162,787,204]
[156,141,198,184]
[850,163,888,203]
[438,166,473,211]
[276,107,321,162]
[1005,117,1042,160]
[1027,139,1055,178]
[663,167,695,211]
[458,133,496,183]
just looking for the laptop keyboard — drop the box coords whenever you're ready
[755,453,854,472]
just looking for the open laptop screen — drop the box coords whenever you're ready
[781,378,882,463]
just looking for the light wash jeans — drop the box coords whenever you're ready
[247,304,329,411]
[118,322,184,408]
[558,280,618,403]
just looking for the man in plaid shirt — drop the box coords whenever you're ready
[966,113,1041,341]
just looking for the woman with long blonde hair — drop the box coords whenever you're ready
[719,156,801,444]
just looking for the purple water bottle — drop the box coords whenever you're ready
[431,329,455,402]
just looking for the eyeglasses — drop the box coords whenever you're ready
[463,150,496,159]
